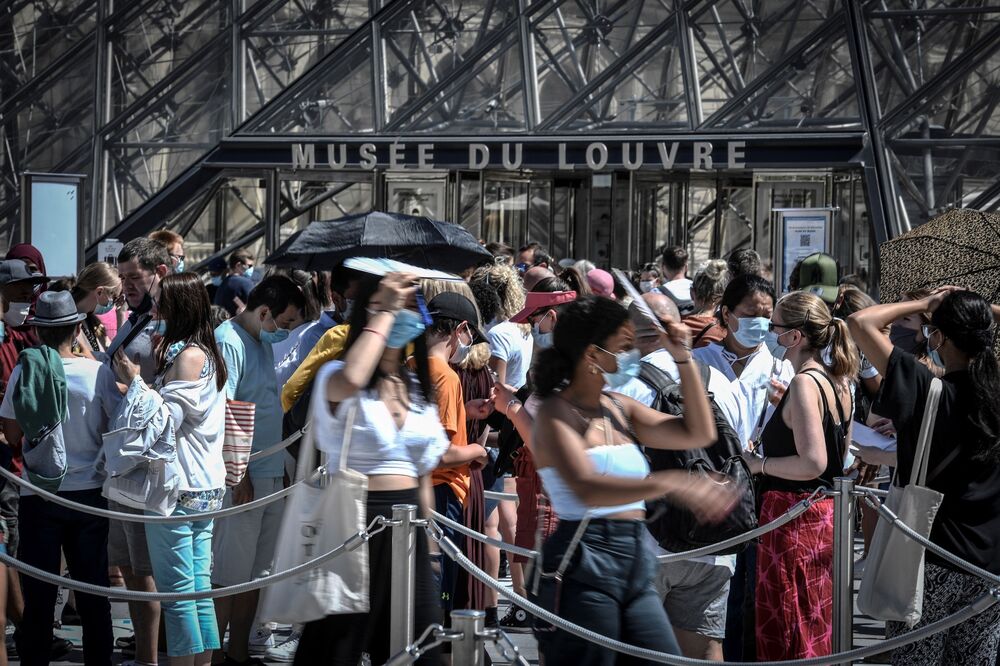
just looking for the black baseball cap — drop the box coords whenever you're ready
[0,259,47,286]
[428,292,487,344]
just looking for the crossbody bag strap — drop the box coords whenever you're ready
[912,378,943,486]
[338,400,359,473]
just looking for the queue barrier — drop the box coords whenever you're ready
[2,471,999,666]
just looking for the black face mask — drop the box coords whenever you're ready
[889,324,921,354]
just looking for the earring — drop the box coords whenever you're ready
[590,365,599,375]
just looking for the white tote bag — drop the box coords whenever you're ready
[259,399,369,623]
[857,378,944,627]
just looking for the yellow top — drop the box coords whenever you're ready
[280,324,351,412]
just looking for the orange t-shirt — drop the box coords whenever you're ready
[426,356,470,505]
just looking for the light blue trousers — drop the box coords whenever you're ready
[145,505,220,657]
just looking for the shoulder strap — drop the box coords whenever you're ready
[801,370,832,419]
[603,393,637,443]
[911,378,942,486]
[691,321,717,348]
[637,360,679,395]
[802,369,851,426]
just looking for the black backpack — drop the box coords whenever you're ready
[638,360,758,555]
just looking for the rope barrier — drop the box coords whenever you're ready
[431,510,538,559]
[0,465,301,524]
[657,489,825,563]
[432,531,1000,666]
[857,488,1000,586]
[483,490,518,502]
[248,427,305,461]
[0,515,385,602]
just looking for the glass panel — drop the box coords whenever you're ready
[459,173,482,239]
[387,27,527,133]
[753,178,827,277]
[690,0,842,119]
[686,182,717,269]
[590,178,613,267]
[244,0,371,116]
[244,32,375,134]
[634,182,672,266]
[531,0,675,127]
[717,183,753,261]
[551,184,577,262]
[110,2,231,117]
[528,181,550,248]
[381,0,518,126]
[2,1,97,85]
[611,172,631,269]
[484,180,528,249]
[280,179,373,242]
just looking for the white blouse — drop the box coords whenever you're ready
[311,361,450,477]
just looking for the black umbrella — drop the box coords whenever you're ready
[265,211,492,274]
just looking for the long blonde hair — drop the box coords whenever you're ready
[420,278,490,370]
[776,291,860,379]
[471,263,526,322]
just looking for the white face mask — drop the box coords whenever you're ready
[3,302,30,328]
[449,328,473,365]
[639,280,656,294]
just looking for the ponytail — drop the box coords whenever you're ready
[826,317,861,379]
[934,290,1000,462]
[533,347,575,397]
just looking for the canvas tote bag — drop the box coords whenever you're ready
[857,377,944,627]
[223,400,255,486]
[259,397,369,623]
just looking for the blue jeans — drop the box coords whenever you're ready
[145,504,220,657]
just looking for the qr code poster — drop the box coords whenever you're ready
[97,238,123,266]
[780,211,830,292]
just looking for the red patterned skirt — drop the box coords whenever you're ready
[755,490,834,660]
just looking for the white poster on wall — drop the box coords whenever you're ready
[777,209,832,293]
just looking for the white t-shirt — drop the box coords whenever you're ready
[693,342,794,448]
[0,357,122,494]
[488,321,534,389]
[661,278,694,310]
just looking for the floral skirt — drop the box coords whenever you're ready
[755,490,834,660]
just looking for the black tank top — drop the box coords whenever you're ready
[759,369,851,494]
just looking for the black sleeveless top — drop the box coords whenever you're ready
[759,369,851,494]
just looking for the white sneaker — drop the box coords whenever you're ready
[264,631,301,663]
[248,624,275,655]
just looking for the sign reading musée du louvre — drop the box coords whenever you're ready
[289,140,748,172]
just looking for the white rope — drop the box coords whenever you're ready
[483,490,518,502]
[431,510,538,559]
[248,427,305,461]
[434,532,1000,666]
[0,516,386,602]
[0,465,301,523]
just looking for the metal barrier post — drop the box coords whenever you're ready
[390,504,417,655]
[451,609,486,666]
[832,477,856,665]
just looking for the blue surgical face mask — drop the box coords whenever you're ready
[210,276,223,287]
[927,338,944,368]
[532,314,553,350]
[175,259,185,274]
[387,309,426,349]
[0,320,6,342]
[731,316,770,348]
[600,348,642,389]
[764,328,793,360]
[259,313,289,345]
[243,265,255,279]
[94,292,115,316]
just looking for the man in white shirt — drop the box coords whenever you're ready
[615,293,738,662]
[659,246,695,315]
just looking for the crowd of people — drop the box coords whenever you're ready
[0,230,995,666]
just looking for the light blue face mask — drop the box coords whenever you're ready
[210,276,223,287]
[731,316,770,348]
[0,320,6,342]
[764,328,792,360]
[94,293,115,316]
[532,321,553,350]
[387,309,426,349]
[600,347,642,389]
[927,339,944,368]
[260,314,289,345]
[244,265,255,279]
[175,259,185,273]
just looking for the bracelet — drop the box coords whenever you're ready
[361,327,387,342]
[506,399,521,414]
[761,456,768,476]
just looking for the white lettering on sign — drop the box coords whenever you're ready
[290,140,750,170]
[292,143,315,170]
[586,142,609,170]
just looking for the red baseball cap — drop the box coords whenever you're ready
[510,290,577,323]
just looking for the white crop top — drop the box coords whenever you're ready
[537,443,650,520]
[311,361,451,477]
